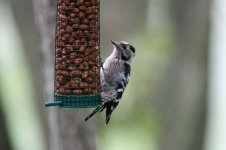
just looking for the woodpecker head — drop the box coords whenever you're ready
[111,40,136,61]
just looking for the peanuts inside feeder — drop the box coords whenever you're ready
[45,0,101,108]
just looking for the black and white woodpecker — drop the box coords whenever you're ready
[85,40,136,124]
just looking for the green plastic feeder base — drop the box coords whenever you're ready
[45,93,101,108]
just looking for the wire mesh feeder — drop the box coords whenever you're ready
[45,0,101,108]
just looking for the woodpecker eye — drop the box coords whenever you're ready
[122,45,126,49]
[130,45,135,53]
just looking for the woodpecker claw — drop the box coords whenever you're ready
[100,58,104,70]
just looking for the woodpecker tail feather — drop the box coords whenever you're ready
[99,105,106,112]
[105,101,119,124]
[84,105,104,121]
[85,101,119,124]
[105,105,113,124]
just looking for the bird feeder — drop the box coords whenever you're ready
[45,0,101,108]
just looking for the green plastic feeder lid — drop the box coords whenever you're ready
[45,93,101,108]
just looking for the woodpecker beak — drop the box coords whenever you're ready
[111,40,120,48]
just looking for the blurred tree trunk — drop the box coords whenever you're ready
[158,0,210,150]
[7,0,48,149]
[33,0,97,150]
[8,0,44,119]
[0,96,12,150]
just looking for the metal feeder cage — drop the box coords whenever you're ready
[45,0,101,108]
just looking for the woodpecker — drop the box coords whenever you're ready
[85,40,136,124]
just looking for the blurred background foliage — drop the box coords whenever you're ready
[0,0,226,150]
